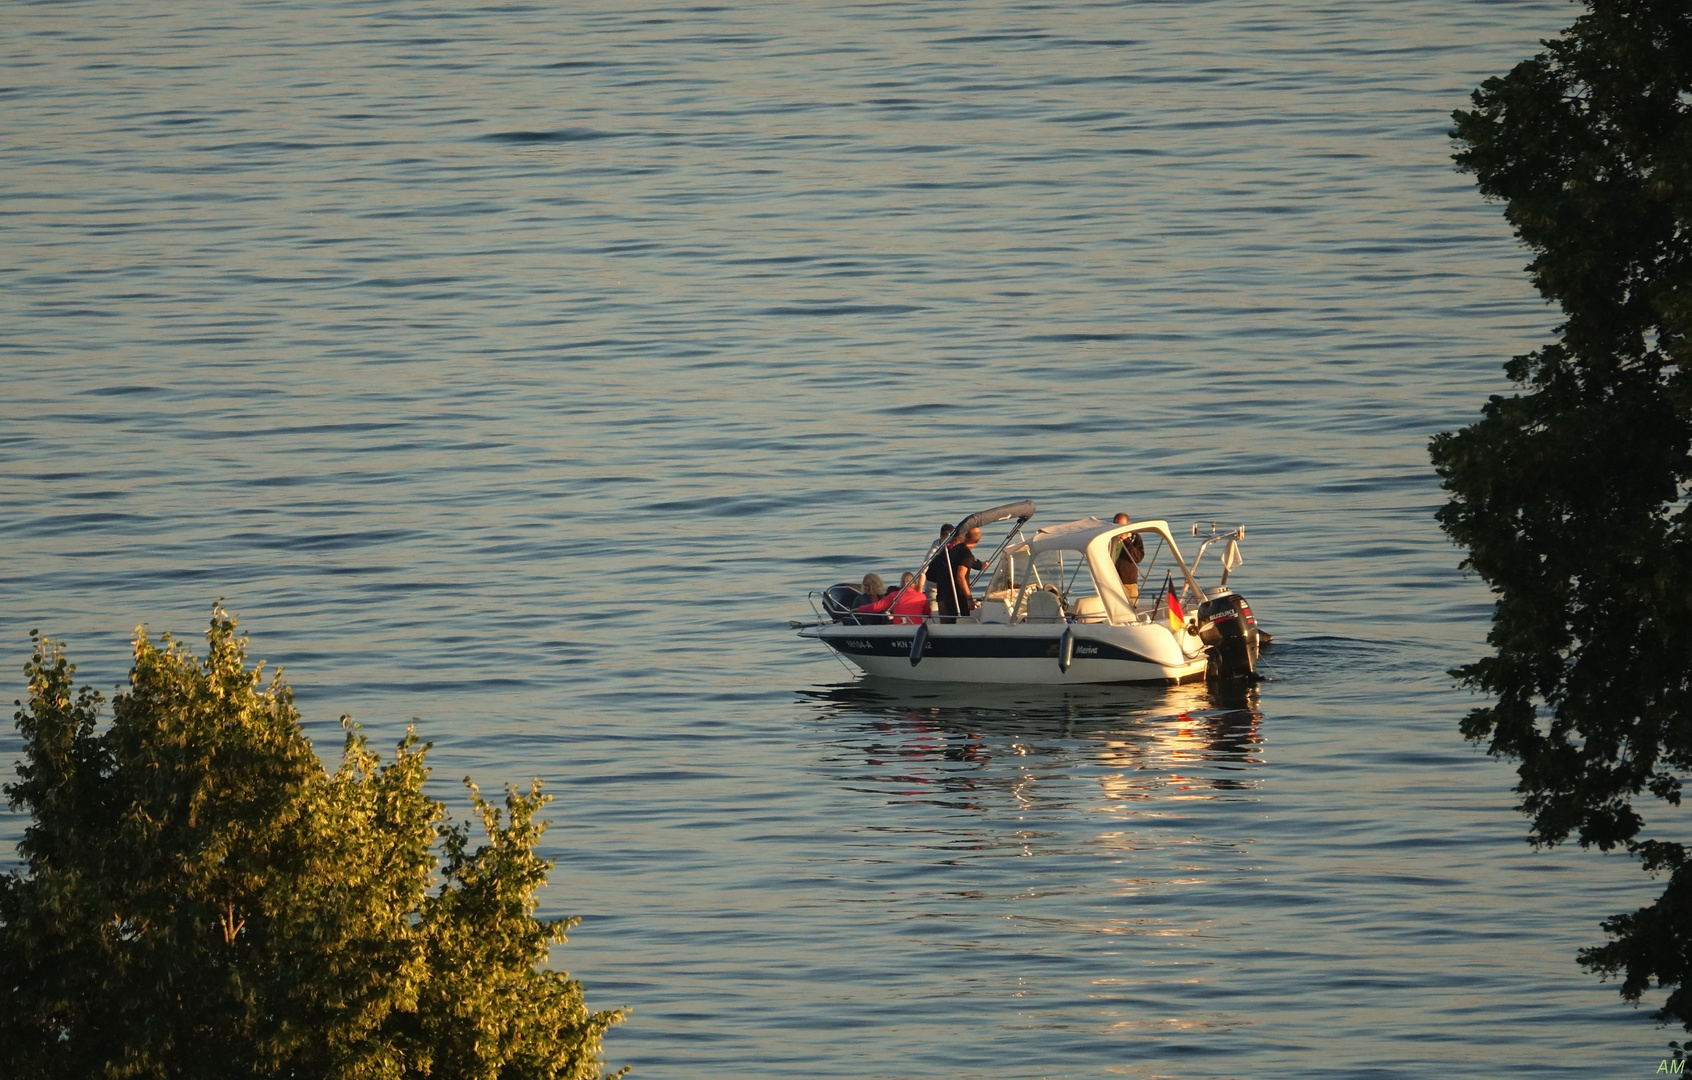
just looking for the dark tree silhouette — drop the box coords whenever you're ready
[1431,0,1692,1028]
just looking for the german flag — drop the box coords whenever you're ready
[1166,588,1185,632]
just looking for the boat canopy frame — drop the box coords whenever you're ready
[835,502,1223,629]
[1012,518,1206,625]
[895,499,1038,615]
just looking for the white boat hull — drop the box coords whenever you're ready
[801,621,1209,685]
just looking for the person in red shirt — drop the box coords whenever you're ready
[855,571,928,624]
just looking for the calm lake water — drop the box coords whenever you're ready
[2,0,1668,1075]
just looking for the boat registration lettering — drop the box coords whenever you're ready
[844,639,876,650]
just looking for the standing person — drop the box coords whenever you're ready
[1111,512,1145,601]
[925,525,986,619]
[916,525,953,591]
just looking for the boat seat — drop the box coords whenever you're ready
[1023,588,1064,624]
[1009,584,1039,622]
[1071,595,1108,623]
[974,594,1015,624]
[822,583,866,622]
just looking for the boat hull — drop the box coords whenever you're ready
[802,621,1208,685]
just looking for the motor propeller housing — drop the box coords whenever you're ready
[1197,590,1260,681]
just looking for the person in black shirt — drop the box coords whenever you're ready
[925,525,986,619]
[916,525,952,592]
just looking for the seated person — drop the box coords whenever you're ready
[860,573,887,602]
[849,573,888,623]
[855,572,927,624]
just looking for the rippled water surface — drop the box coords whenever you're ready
[2,1,1667,1075]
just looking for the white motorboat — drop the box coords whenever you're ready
[796,499,1265,685]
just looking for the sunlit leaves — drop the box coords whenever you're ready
[0,607,624,1078]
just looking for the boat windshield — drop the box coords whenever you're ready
[988,547,1097,601]
[986,549,1025,593]
[989,530,1177,609]
[1126,530,1170,606]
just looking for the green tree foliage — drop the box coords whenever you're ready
[0,609,625,1078]
[1430,0,1692,1027]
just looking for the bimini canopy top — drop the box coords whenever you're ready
[945,500,1036,544]
[1027,517,1181,553]
[1027,517,1116,553]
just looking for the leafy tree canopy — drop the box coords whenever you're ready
[0,608,625,1079]
[1431,0,1692,1027]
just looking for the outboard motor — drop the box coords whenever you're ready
[1197,591,1260,681]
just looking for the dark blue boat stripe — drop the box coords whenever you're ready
[822,633,1160,665]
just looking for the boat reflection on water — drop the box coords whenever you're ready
[793,678,1274,1047]
[797,678,1265,816]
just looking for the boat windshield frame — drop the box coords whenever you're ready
[1012,518,1206,622]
